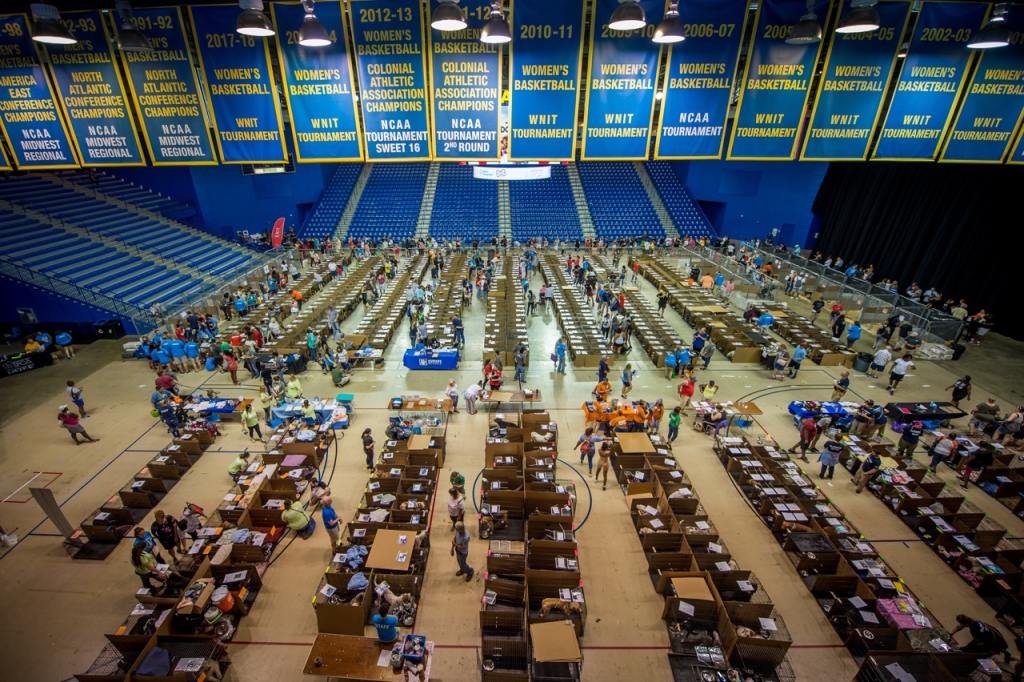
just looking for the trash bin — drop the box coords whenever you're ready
[951,343,966,361]
[853,352,872,373]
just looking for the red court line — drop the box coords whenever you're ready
[2,471,62,504]
[226,640,677,651]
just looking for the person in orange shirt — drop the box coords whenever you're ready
[633,401,648,431]
[593,379,611,401]
[649,399,665,434]
[609,411,629,432]
[700,273,714,289]
[291,289,303,311]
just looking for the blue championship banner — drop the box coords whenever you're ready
[581,0,664,160]
[348,0,431,161]
[427,0,501,160]
[119,7,216,165]
[0,14,79,168]
[507,0,586,161]
[941,5,1024,163]
[45,10,145,166]
[270,2,363,162]
[189,4,287,163]
[727,0,832,160]
[801,1,910,160]
[654,0,748,160]
[872,1,987,161]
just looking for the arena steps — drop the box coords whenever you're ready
[332,164,373,241]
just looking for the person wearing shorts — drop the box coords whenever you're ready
[888,354,915,395]
[66,380,87,417]
[786,343,808,379]
[57,405,98,445]
[869,347,891,379]
[594,442,611,490]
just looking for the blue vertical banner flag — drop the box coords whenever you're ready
[427,0,501,160]
[581,0,664,160]
[507,0,586,161]
[0,14,79,169]
[727,0,832,160]
[45,10,145,167]
[348,0,431,161]
[941,5,1024,163]
[654,0,748,160]
[872,1,987,161]
[118,7,216,165]
[189,4,287,163]
[801,1,910,160]
[270,1,363,162]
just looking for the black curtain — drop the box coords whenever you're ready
[812,162,1024,341]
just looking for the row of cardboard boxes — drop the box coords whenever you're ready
[540,254,612,367]
[354,255,429,350]
[483,254,530,366]
[837,436,1024,632]
[711,435,1010,679]
[479,410,586,682]
[74,440,313,680]
[604,431,797,679]
[311,433,447,639]
[421,252,467,349]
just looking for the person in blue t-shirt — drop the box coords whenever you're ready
[787,343,808,379]
[846,321,862,349]
[321,495,340,548]
[372,605,399,643]
[184,341,200,371]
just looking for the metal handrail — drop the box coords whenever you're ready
[0,257,156,330]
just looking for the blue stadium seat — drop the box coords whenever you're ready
[576,162,665,240]
[299,165,362,239]
[644,161,716,239]
[509,165,583,243]
[347,163,428,241]
[429,164,498,242]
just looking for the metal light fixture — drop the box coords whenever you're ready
[237,0,275,37]
[30,3,77,45]
[298,0,332,46]
[609,0,646,31]
[968,3,1010,49]
[896,41,909,58]
[480,2,511,44]
[115,1,151,53]
[653,1,685,44]
[432,0,467,32]
[836,0,879,34]
[785,0,821,45]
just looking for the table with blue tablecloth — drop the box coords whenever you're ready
[271,399,350,428]
[788,400,851,420]
[403,348,459,370]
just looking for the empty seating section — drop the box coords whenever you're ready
[509,165,582,243]
[429,164,498,242]
[0,175,254,277]
[59,170,187,217]
[644,161,715,239]
[576,162,664,240]
[347,163,428,241]
[299,165,362,238]
[0,211,202,306]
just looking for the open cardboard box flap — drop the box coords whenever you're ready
[530,620,581,662]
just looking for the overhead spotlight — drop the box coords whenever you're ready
[298,0,332,46]
[836,0,879,34]
[655,90,663,100]
[609,0,646,31]
[432,0,467,32]
[968,2,1010,49]
[236,0,274,37]
[785,0,821,45]
[653,1,685,44]
[30,3,77,45]
[480,2,511,44]
[115,0,151,53]
[897,42,908,58]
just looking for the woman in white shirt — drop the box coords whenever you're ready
[447,488,465,529]
[887,354,915,395]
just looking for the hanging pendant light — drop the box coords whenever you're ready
[653,1,685,44]
[836,0,880,34]
[298,0,332,46]
[432,0,468,32]
[115,1,151,53]
[968,3,1010,49]
[786,0,821,45]
[237,0,275,38]
[609,0,647,31]
[480,2,511,44]
[30,3,77,45]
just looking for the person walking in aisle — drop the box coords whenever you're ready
[667,406,682,442]
[947,375,972,409]
[464,380,483,415]
[887,354,915,395]
[817,438,843,480]
[868,346,891,379]
[321,495,341,548]
[897,421,924,459]
[57,405,99,445]
[66,380,88,418]
[445,380,460,413]
[789,416,817,463]
[362,428,375,472]
[554,337,567,375]
[594,441,612,490]
[831,371,850,401]
[787,343,808,379]
[854,451,882,493]
[621,363,636,398]
[451,521,474,581]
[574,427,600,473]
[241,403,264,441]
[150,510,183,564]
[447,488,466,530]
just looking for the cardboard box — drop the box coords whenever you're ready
[530,620,581,663]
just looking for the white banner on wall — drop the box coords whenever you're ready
[472,165,552,181]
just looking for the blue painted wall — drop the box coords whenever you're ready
[109,163,339,240]
[670,159,829,247]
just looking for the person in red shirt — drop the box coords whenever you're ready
[788,416,817,462]
[251,326,263,348]
[618,292,626,311]
[154,370,177,395]
[677,377,695,411]
[57,405,99,445]
[632,260,641,283]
